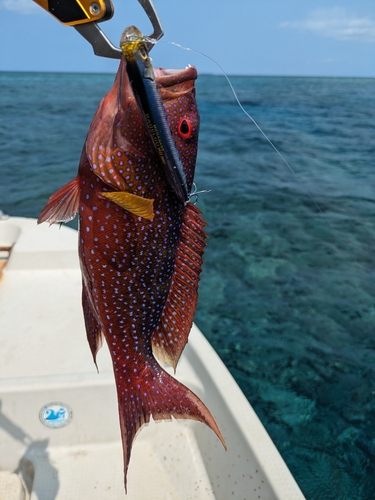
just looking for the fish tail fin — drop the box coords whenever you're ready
[115,359,226,490]
[38,176,80,225]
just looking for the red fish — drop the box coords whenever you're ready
[38,56,225,487]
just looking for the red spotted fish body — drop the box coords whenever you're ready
[39,57,224,488]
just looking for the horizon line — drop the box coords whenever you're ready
[0,69,374,79]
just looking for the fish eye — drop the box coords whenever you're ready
[177,117,193,139]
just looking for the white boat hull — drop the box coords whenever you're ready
[0,217,305,499]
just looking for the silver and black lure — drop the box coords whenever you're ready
[120,25,189,204]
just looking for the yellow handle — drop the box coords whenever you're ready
[33,0,114,26]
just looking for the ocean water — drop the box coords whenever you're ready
[1,71,375,499]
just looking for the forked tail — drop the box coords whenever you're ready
[115,357,226,490]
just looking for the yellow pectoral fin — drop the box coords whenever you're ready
[101,191,154,220]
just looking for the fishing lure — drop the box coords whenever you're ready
[120,26,190,204]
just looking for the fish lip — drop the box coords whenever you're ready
[154,66,198,86]
[117,62,197,109]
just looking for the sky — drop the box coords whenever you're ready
[0,0,374,76]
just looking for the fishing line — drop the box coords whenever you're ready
[158,39,333,228]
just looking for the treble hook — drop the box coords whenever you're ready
[188,183,211,205]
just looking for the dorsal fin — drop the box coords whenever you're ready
[151,203,207,371]
[38,176,80,225]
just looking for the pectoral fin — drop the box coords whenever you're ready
[101,191,154,220]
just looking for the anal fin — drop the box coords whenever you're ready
[82,282,104,370]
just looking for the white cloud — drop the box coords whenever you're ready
[1,0,40,14]
[280,7,375,42]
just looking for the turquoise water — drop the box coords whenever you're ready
[1,71,375,499]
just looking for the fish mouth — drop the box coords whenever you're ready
[118,62,197,104]
[154,66,198,87]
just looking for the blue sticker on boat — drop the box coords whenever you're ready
[39,402,73,429]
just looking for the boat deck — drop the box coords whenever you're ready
[0,218,305,500]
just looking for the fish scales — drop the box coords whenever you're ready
[39,57,224,489]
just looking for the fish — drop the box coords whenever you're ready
[38,33,225,489]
